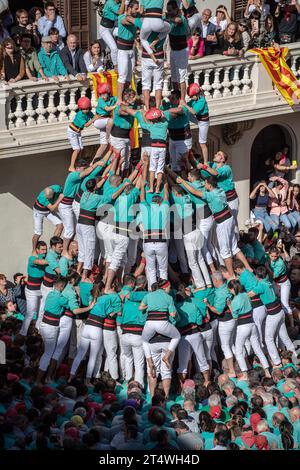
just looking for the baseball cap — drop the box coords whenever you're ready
[102,392,117,405]
[209,406,222,419]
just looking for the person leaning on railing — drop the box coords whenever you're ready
[0,37,25,83]
[20,33,48,81]
[215,22,243,57]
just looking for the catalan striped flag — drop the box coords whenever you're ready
[88,70,139,149]
[250,46,300,106]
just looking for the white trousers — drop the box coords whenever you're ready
[20,288,41,336]
[199,215,215,266]
[110,232,130,272]
[147,341,174,380]
[198,120,210,144]
[228,197,239,229]
[141,57,164,91]
[96,221,114,263]
[77,223,96,271]
[39,323,59,371]
[142,320,180,358]
[59,203,76,239]
[37,284,53,331]
[68,318,85,359]
[140,18,171,56]
[52,315,73,362]
[33,208,61,236]
[143,241,168,288]
[177,332,209,373]
[276,280,292,315]
[71,324,103,378]
[170,48,188,84]
[99,25,118,65]
[235,323,269,372]
[94,117,109,146]
[117,324,126,379]
[149,147,166,174]
[187,13,201,32]
[183,229,211,288]
[121,333,145,386]
[103,328,119,379]
[218,319,236,359]
[72,200,80,221]
[169,138,192,171]
[117,49,135,84]
[201,328,214,362]
[110,135,131,170]
[265,310,296,365]
[216,216,239,260]
[252,305,267,347]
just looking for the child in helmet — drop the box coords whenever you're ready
[93,83,118,161]
[67,97,95,172]
[183,83,210,164]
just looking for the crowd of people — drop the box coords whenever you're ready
[0,0,300,453]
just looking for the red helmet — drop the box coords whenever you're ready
[97,83,111,95]
[188,83,201,97]
[77,97,91,110]
[145,107,163,121]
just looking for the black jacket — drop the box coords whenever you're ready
[59,46,87,75]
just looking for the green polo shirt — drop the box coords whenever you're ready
[63,171,82,199]
[118,15,142,42]
[45,249,60,277]
[212,163,235,192]
[231,293,252,319]
[142,289,176,314]
[136,111,168,142]
[175,300,203,328]
[72,110,94,130]
[96,96,117,117]
[36,184,62,208]
[102,0,120,21]
[62,284,79,312]
[140,200,169,231]
[44,289,68,317]
[188,96,209,119]
[201,188,228,214]
[27,254,46,279]
[239,269,258,292]
[252,279,277,305]
[270,257,287,279]
[213,283,231,314]
[122,291,148,326]
[113,186,140,224]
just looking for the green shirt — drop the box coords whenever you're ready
[252,279,277,305]
[63,171,82,199]
[62,284,79,312]
[163,104,190,133]
[79,191,105,213]
[190,287,214,319]
[180,180,207,211]
[72,110,94,130]
[36,184,62,209]
[136,111,168,142]
[44,289,69,317]
[201,188,228,214]
[170,192,193,221]
[121,291,148,326]
[113,186,140,223]
[239,269,258,292]
[102,0,120,22]
[96,96,117,117]
[118,15,142,42]
[140,0,164,10]
[242,243,255,260]
[140,200,170,231]
[79,280,94,306]
[270,257,287,279]
[113,105,135,129]
[175,300,203,328]
[45,249,60,277]
[212,163,234,192]
[251,240,267,265]
[27,254,46,280]
[188,96,209,118]
[59,256,75,277]
[231,293,252,319]
[142,289,176,314]
[213,283,231,314]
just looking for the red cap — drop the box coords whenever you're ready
[250,413,262,433]
[97,83,111,95]
[42,386,54,396]
[188,83,201,97]
[77,97,92,110]
[65,427,80,440]
[145,108,163,121]
[209,406,222,419]
[102,392,117,405]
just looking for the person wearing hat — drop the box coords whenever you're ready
[183,82,209,165]
[59,159,105,253]
[37,35,68,80]
[116,1,142,101]
[93,83,118,161]
[67,96,95,172]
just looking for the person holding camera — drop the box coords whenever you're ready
[275,0,300,44]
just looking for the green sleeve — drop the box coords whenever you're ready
[252,283,265,296]
[56,54,68,76]
[168,296,176,314]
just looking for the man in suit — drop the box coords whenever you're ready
[199,9,218,56]
[59,34,87,81]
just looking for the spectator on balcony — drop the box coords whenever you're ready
[260,14,276,46]
[244,0,264,19]
[210,5,231,33]
[28,6,44,27]
[199,9,218,55]
[83,40,104,73]
[0,19,9,43]
[238,20,251,53]
[20,33,48,81]
[216,22,243,56]
[60,34,87,81]
[49,26,64,52]
[0,37,25,83]
[249,10,261,48]
[188,29,204,59]
[38,1,66,40]
[275,0,300,44]
[38,35,68,81]
[10,9,41,48]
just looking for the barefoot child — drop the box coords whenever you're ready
[93,83,118,161]
[67,97,95,172]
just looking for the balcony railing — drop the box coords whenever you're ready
[0,43,300,158]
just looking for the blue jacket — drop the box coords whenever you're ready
[37,48,67,77]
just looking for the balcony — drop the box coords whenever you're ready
[0,43,300,159]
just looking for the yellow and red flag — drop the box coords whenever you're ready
[88,70,139,149]
[250,46,300,106]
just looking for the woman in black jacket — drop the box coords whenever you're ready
[216,22,243,56]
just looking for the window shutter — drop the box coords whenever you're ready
[54,0,68,19]
[231,0,248,21]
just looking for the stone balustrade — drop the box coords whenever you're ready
[0,43,300,158]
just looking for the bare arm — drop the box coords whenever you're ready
[176,177,204,198]
[249,185,259,200]
[117,0,126,14]
[48,193,64,212]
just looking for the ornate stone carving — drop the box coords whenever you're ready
[222,120,255,146]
